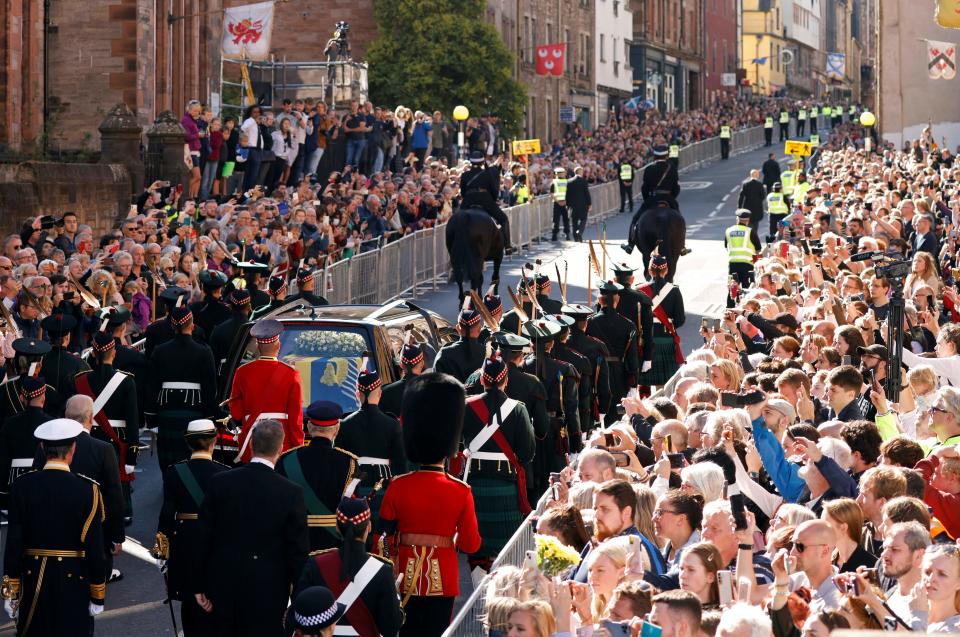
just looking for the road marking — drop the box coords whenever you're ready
[721,194,730,202]
[679,181,713,190]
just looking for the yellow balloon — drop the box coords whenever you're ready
[453,105,469,121]
[936,0,960,29]
[859,111,876,127]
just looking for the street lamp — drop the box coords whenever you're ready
[453,105,469,163]
[859,110,876,153]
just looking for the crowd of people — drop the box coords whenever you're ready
[3,95,956,637]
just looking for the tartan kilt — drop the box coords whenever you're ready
[637,335,681,386]
[468,477,524,558]
[156,409,202,472]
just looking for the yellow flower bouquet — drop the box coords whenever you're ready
[535,534,581,578]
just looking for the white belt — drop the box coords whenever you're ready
[10,459,32,469]
[93,419,126,429]
[257,412,288,421]
[333,629,359,636]
[468,451,509,463]
[162,382,201,390]
[358,457,389,466]
[234,413,289,462]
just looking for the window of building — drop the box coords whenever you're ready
[624,40,631,69]
[529,96,536,137]
[523,16,531,62]
[564,28,570,73]
[664,73,675,111]
[546,22,553,46]
[546,97,553,143]
[600,33,606,63]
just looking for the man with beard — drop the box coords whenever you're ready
[872,522,930,626]
[636,255,685,388]
[433,307,485,384]
[568,480,667,583]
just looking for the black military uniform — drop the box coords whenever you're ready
[623,145,680,254]
[0,338,63,421]
[460,150,511,250]
[145,287,207,359]
[460,355,535,565]
[145,306,218,472]
[564,304,612,427]
[189,269,232,341]
[547,314,595,437]
[611,263,654,374]
[231,260,271,311]
[251,274,289,320]
[587,282,639,424]
[534,274,564,315]
[380,341,425,418]
[337,368,407,525]
[636,255,687,386]
[277,401,359,552]
[209,288,252,373]
[40,314,89,399]
[285,264,329,306]
[0,378,50,509]
[521,320,580,493]
[155,420,230,636]
[76,331,140,521]
[433,308,485,384]
[2,419,106,637]
[295,498,402,637]
[104,308,149,429]
[500,280,538,335]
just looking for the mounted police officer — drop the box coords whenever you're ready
[294,498,402,637]
[458,352,535,571]
[336,363,407,525]
[622,144,680,255]
[277,401,358,552]
[563,303,611,429]
[460,150,512,253]
[154,419,230,636]
[190,269,232,340]
[587,282,640,423]
[433,306,485,384]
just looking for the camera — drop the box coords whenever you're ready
[876,258,911,280]
[39,215,57,230]
[720,390,765,408]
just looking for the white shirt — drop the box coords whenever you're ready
[902,350,960,388]
[250,457,275,470]
[241,117,260,149]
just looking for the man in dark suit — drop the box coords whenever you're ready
[566,165,592,242]
[912,213,939,261]
[761,153,781,193]
[738,169,766,248]
[194,419,310,637]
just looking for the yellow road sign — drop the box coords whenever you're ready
[512,139,541,156]
[784,140,812,157]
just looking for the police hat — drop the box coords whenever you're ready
[553,166,566,174]
[653,144,669,158]
[597,280,623,296]
[522,319,561,342]
[228,289,252,308]
[12,338,51,358]
[35,418,83,444]
[92,331,115,354]
[198,269,228,290]
[20,375,46,400]
[468,150,486,165]
[560,303,594,319]
[159,286,190,307]
[40,313,77,337]
[305,400,343,428]
[490,331,531,352]
[185,419,217,438]
[480,353,507,385]
[250,319,283,344]
[336,497,371,526]
[287,586,346,634]
[772,182,783,191]
[736,209,752,219]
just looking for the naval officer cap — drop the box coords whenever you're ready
[35,418,84,443]
[185,419,217,438]
[250,319,283,344]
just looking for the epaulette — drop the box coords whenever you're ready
[335,447,359,461]
[76,473,101,487]
[389,471,415,482]
[370,553,392,566]
[74,369,91,379]
[279,444,306,458]
[212,459,231,468]
[444,472,470,488]
[308,548,337,557]
[117,370,135,378]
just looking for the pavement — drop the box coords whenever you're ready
[0,141,788,636]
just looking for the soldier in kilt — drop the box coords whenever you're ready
[145,306,218,473]
[636,255,686,387]
[458,353,535,571]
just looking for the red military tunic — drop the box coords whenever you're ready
[378,466,481,598]
[229,356,304,462]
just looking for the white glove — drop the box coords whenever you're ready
[157,559,168,575]
[4,599,17,619]
[89,602,103,617]
[123,465,135,475]
[641,360,653,373]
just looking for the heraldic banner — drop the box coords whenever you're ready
[535,43,566,77]
[222,1,275,61]
[826,52,845,81]
[928,40,957,80]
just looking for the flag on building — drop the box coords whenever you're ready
[826,53,845,81]
[928,40,957,80]
[535,43,566,77]
[750,57,768,65]
[222,1,275,61]
[935,0,960,29]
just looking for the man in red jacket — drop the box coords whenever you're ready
[229,319,304,463]
[914,445,960,539]
[378,372,481,637]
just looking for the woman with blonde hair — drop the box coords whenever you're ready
[506,599,558,637]
[572,538,628,624]
[678,542,722,609]
[821,498,876,572]
[905,251,943,298]
[485,596,521,635]
[709,359,742,392]
[632,484,659,548]
[88,268,123,306]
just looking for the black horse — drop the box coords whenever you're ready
[446,207,504,304]
[631,204,686,282]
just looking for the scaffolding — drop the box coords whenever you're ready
[219,56,369,117]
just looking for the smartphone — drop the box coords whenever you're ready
[603,621,632,637]
[842,354,852,366]
[701,317,709,331]
[717,570,735,606]
[712,318,720,332]
[720,391,741,408]
[610,451,631,467]
[640,621,663,637]
[522,549,537,573]
[604,433,618,447]
[737,577,753,602]
[62,291,75,300]
[667,453,685,469]
[664,433,674,454]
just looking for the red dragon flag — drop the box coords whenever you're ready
[222,1,275,61]
[928,40,957,80]
[536,43,566,77]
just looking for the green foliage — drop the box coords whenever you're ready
[366,0,526,137]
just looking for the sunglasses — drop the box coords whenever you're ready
[927,405,949,415]
[788,541,826,553]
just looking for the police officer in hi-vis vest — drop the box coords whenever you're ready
[720,124,731,159]
[617,156,634,214]
[797,106,807,137]
[764,115,774,146]
[725,209,761,307]
[766,182,790,243]
[551,166,570,241]
[809,104,819,135]
[779,109,790,141]
[668,143,680,172]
